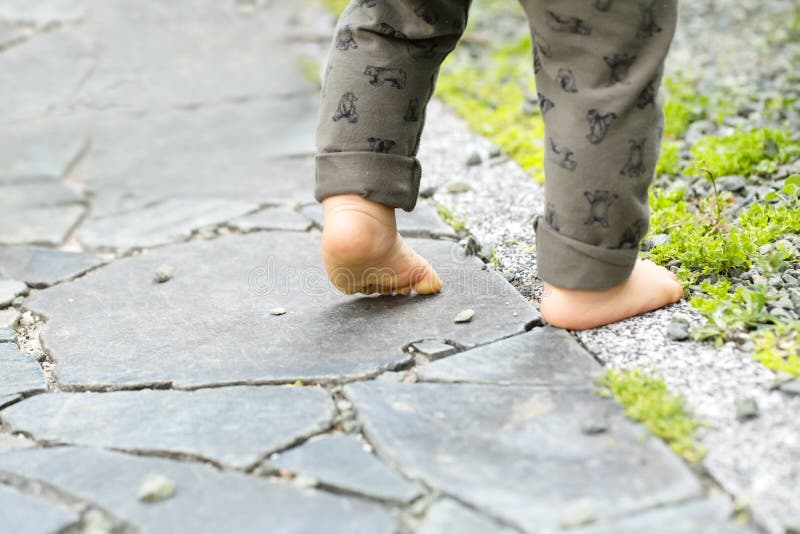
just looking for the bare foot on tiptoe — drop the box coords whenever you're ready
[539,257,684,330]
[321,194,443,295]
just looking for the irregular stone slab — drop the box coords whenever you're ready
[86,99,317,217]
[345,382,702,531]
[302,203,457,238]
[0,118,86,180]
[268,435,422,503]
[0,433,37,453]
[80,198,258,250]
[417,327,600,386]
[573,498,753,534]
[0,484,80,534]
[80,0,314,110]
[0,447,397,533]
[0,30,93,122]
[0,279,27,307]
[0,0,86,25]
[3,386,335,469]
[0,344,45,405]
[0,246,105,288]
[27,233,537,388]
[420,498,516,534]
[0,309,20,328]
[0,205,85,246]
[0,328,15,343]
[411,340,457,360]
[229,208,312,233]
[0,181,83,208]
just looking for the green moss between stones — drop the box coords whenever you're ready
[691,128,800,178]
[598,369,706,463]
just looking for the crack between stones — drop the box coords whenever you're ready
[0,470,135,533]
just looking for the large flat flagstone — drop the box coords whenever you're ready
[79,198,259,250]
[26,232,537,389]
[0,246,105,287]
[79,0,314,110]
[0,484,80,534]
[302,203,457,238]
[344,381,703,531]
[0,344,46,406]
[0,204,85,246]
[229,208,313,233]
[2,386,335,469]
[0,447,397,533]
[0,279,27,307]
[0,118,86,180]
[85,99,317,217]
[268,434,422,503]
[0,30,93,123]
[417,327,600,386]
[420,498,516,534]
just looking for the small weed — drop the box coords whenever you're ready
[598,369,706,463]
[436,203,467,233]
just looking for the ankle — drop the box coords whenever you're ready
[322,194,396,227]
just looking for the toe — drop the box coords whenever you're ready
[411,265,443,294]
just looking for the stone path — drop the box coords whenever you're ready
[0,1,754,532]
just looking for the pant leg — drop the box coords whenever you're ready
[315,0,471,212]
[519,0,677,289]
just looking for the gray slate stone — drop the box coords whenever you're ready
[0,328,15,343]
[229,208,312,233]
[81,0,314,109]
[0,180,83,208]
[417,327,599,386]
[86,100,317,217]
[268,435,422,503]
[0,309,20,328]
[0,205,85,246]
[27,233,537,388]
[0,279,27,307]
[0,484,80,534]
[0,30,93,122]
[572,498,754,534]
[0,1,86,24]
[411,340,457,360]
[0,447,397,534]
[0,118,86,180]
[420,498,516,534]
[3,386,335,469]
[80,198,258,250]
[0,344,45,405]
[0,433,37,453]
[345,382,702,531]
[0,246,105,287]
[302,203,457,238]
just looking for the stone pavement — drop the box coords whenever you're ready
[0,1,752,532]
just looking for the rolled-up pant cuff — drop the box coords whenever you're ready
[534,215,638,290]
[315,152,422,212]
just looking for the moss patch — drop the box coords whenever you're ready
[598,369,705,463]
[690,128,800,177]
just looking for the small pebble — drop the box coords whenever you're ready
[447,181,471,193]
[735,398,759,421]
[137,474,176,502]
[666,320,690,341]
[778,379,800,396]
[19,312,34,328]
[580,419,608,435]
[560,499,598,528]
[459,236,481,256]
[454,308,475,323]
[489,147,503,158]
[418,185,436,198]
[716,175,747,192]
[269,307,287,316]
[153,264,173,284]
[465,152,482,166]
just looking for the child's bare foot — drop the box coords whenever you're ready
[321,194,443,295]
[539,258,683,330]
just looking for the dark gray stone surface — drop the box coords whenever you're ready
[420,498,517,534]
[0,447,397,533]
[573,498,754,534]
[79,198,259,250]
[0,344,45,404]
[27,233,537,388]
[0,246,105,287]
[417,327,600,386]
[302,203,457,238]
[229,208,313,233]
[0,279,27,307]
[268,434,422,503]
[85,99,317,217]
[345,381,702,531]
[3,386,336,469]
[0,484,80,534]
[81,0,315,110]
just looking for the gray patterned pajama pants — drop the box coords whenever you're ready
[315,0,678,290]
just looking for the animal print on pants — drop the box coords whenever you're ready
[316,0,677,290]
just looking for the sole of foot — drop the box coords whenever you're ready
[320,194,443,296]
[539,258,684,330]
